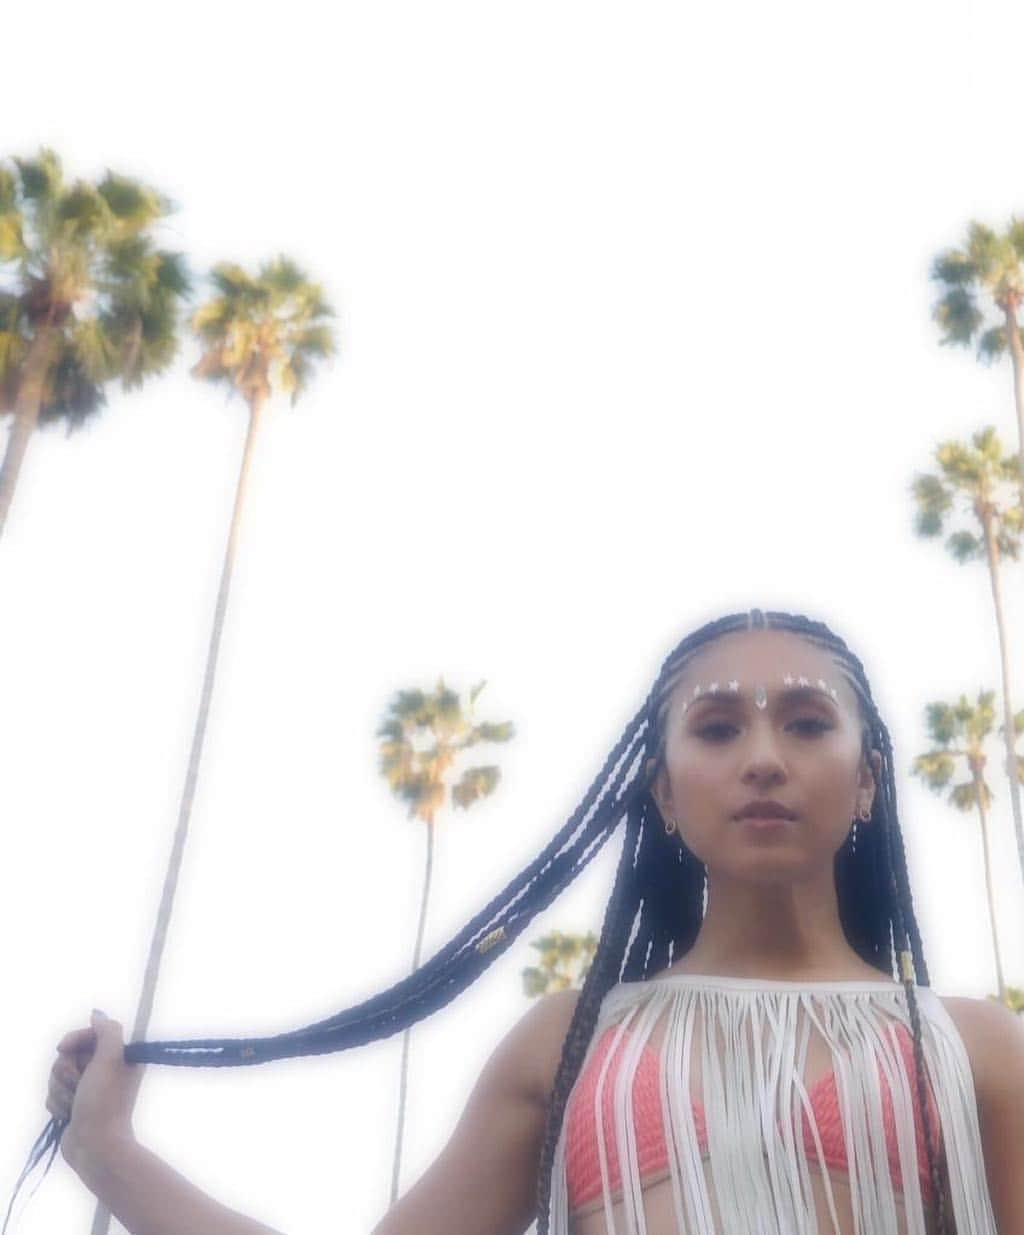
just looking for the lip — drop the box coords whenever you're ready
[734,801,798,822]
[741,815,793,831]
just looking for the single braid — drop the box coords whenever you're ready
[534,798,644,1230]
[876,722,949,1234]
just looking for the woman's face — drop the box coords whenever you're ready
[649,629,881,880]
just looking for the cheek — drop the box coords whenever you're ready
[801,743,860,792]
[667,751,726,817]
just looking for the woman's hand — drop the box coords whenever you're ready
[47,1010,145,1169]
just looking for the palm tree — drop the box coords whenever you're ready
[521,929,598,997]
[376,677,514,1207]
[910,426,1024,894]
[910,690,1024,1007]
[987,986,1024,1016]
[931,218,1024,517]
[87,256,337,1235]
[0,146,190,537]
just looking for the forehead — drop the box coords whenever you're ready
[672,629,855,710]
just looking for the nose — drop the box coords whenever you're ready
[739,724,788,785]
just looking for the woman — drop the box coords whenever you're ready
[28,610,1023,1233]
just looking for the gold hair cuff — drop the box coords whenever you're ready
[476,926,506,954]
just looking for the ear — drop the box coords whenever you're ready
[860,748,882,814]
[645,756,671,820]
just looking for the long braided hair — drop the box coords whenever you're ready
[4,608,949,1235]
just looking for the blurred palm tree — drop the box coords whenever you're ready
[87,256,337,1235]
[376,677,514,1207]
[911,690,1024,1007]
[987,986,1024,1015]
[0,145,190,537]
[910,426,1024,894]
[931,218,1024,516]
[521,929,598,997]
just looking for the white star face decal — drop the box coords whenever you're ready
[676,674,842,714]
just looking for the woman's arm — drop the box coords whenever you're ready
[373,988,579,1235]
[67,1134,286,1235]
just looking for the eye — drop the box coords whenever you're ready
[696,718,831,741]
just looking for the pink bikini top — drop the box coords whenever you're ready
[564,1020,943,1214]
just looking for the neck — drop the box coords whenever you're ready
[675,868,868,979]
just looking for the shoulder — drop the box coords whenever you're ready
[935,992,1024,1229]
[934,992,1024,1102]
[511,988,583,1108]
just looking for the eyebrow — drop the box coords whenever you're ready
[684,685,839,712]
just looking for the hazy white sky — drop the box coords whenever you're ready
[3,1,1024,1232]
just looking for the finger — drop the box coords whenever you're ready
[49,1069,75,1100]
[52,1058,83,1089]
[46,1093,71,1121]
[46,1083,71,1118]
[53,1058,77,1082]
[57,1027,96,1053]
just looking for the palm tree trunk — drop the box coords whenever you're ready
[389,815,435,1208]
[89,392,268,1235]
[0,324,57,540]
[980,511,1024,895]
[1002,303,1024,517]
[974,773,1007,1002]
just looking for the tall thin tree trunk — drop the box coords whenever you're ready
[0,324,57,540]
[1002,303,1024,517]
[389,814,435,1208]
[980,510,1024,896]
[89,393,267,1235]
[974,772,1007,1002]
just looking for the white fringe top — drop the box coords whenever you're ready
[547,973,997,1234]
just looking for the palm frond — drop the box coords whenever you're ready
[930,249,976,286]
[977,325,1007,362]
[0,212,26,261]
[966,220,1001,277]
[946,529,982,562]
[12,147,63,204]
[909,471,952,538]
[292,323,336,359]
[95,171,169,231]
[1007,216,1024,262]
[209,262,259,303]
[154,250,192,298]
[261,254,307,297]
[55,183,109,242]
[0,165,17,214]
[932,286,983,345]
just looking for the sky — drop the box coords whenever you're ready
[2,0,1024,1232]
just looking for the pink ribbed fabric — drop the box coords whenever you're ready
[564,1021,943,1214]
